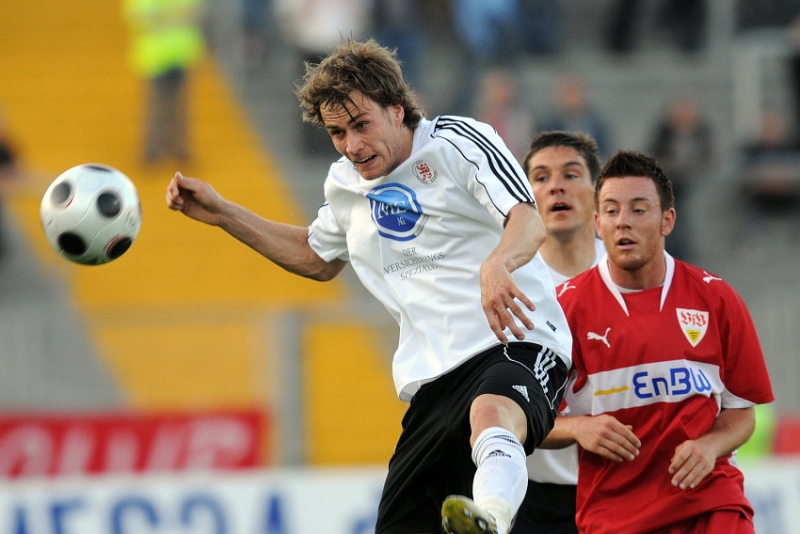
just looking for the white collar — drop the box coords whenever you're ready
[598,251,675,316]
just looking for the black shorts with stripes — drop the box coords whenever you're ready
[375,342,568,534]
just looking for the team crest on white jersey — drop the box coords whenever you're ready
[412,160,438,184]
[677,308,709,347]
[367,183,428,241]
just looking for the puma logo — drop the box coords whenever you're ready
[557,280,576,297]
[702,271,722,284]
[587,327,611,348]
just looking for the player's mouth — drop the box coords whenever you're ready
[549,201,572,213]
[353,155,376,167]
[616,237,636,249]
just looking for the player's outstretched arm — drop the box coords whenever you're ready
[166,172,346,281]
[668,406,755,490]
[540,414,641,463]
[480,202,544,344]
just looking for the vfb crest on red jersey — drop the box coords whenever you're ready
[677,308,709,347]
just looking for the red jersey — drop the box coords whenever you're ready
[558,254,774,534]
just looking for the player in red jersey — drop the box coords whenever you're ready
[542,150,774,534]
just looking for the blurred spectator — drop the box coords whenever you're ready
[736,109,800,237]
[372,0,428,98]
[447,0,523,115]
[650,96,714,261]
[607,0,641,53]
[655,0,707,53]
[736,0,800,33]
[607,0,707,54]
[450,0,522,66]
[473,68,534,160]
[538,74,613,160]
[124,0,207,164]
[273,0,370,156]
[241,0,274,74]
[787,15,800,139]
[518,0,563,56]
[0,109,20,263]
[446,0,561,116]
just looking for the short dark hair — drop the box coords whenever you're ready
[596,150,675,210]
[296,38,424,129]
[522,131,602,182]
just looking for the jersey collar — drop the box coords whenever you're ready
[598,251,675,316]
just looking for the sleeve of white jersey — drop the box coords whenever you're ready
[308,202,349,263]
[435,116,535,226]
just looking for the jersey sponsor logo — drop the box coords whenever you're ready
[585,360,722,413]
[412,160,438,184]
[587,327,611,349]
[557,280,576,297]
[367,183,428,241]
[676,308,709,347]
[702,271,722,284]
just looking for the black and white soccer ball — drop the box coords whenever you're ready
[39,163,142,265]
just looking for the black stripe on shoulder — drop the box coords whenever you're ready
[434,116,533,203]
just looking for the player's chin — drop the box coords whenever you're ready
[615,253,646,272]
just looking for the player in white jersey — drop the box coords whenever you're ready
[545,151,774,534]
[514,131,604,534]
[165,39,572,534]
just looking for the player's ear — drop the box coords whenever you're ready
[661,207,676,237]
[389,103,404,125]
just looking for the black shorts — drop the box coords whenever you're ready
[512,481,578,534]
[375,342,568,534]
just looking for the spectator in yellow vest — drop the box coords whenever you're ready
[124,0,205,163]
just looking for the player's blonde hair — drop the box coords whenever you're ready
[297,38,424,129]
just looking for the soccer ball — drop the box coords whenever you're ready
[39,163,142,265]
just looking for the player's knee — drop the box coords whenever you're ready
[469,394,527,446]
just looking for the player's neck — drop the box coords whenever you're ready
[608,251,668,291]
[540,227,598,278]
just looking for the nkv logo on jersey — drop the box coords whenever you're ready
[367,183,428,241]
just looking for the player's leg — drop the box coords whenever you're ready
[375,366,476,534]
[442,343,568,534]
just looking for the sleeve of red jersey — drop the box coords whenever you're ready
[719,285,775,407]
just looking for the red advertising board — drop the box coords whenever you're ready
[0,410,267,478]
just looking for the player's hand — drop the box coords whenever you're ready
[480,257,535,344]
[166,172,224,226]
[668,439,717,490]
[573,414,641,462]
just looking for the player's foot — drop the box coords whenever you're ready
[441,495,498,534]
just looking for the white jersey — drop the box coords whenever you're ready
[308,116,572,401]
[526,237,605,485]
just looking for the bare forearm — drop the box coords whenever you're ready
[698,407,756,458]
[219,200,345,281]
[490,202,546,273]
[539,415,579,449]
[668,407,756,490]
